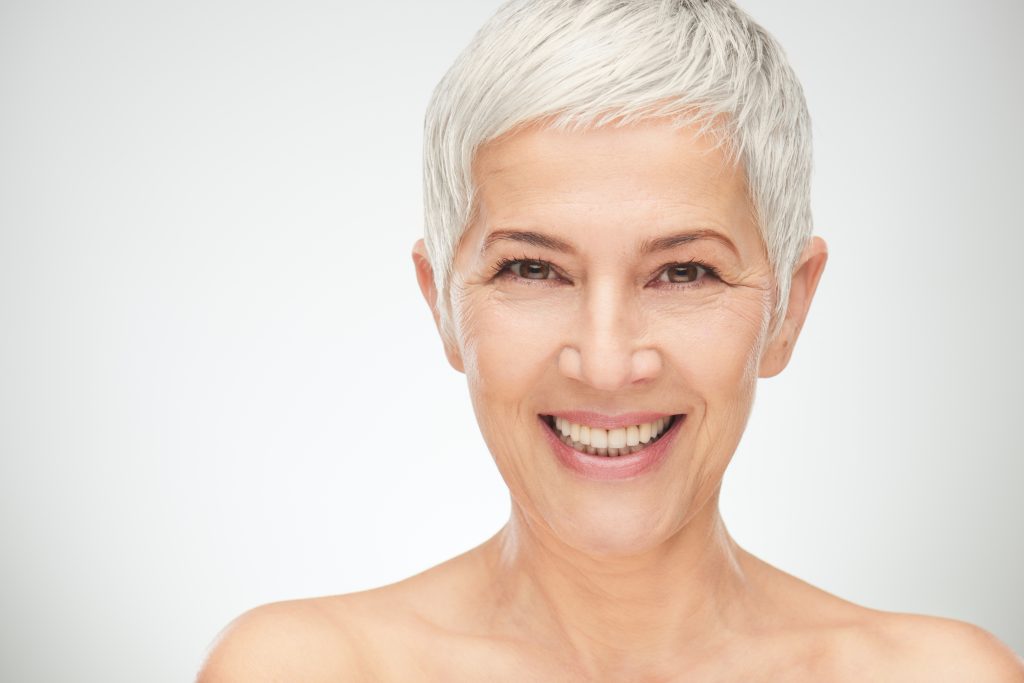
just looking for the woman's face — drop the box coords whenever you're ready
[419,120,807,557]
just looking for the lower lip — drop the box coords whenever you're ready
[540,415,684,481]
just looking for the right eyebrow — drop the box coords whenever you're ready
[480,229,577,255]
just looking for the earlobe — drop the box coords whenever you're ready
[758,236,828,378]
[411,239,465,373]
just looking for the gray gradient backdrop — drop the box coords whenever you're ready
[1,1,1022,681]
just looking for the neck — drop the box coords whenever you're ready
[480,488,759,677]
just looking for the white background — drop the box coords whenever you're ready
[1,1,1021,680]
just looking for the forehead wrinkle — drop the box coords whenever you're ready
[478,154,744,225]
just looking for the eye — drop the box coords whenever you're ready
[496,258,559,281]
[657,262,712,284]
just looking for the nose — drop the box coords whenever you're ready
[557,279,662,391]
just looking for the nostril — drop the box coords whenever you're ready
[559,345,656,392]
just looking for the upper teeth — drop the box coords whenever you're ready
[551,416,672,448]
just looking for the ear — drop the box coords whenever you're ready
[412,238,465,373]
[758,236,828,378]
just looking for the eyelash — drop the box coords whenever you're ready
[490,256,723,289]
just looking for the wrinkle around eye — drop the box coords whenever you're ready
[455,279,570,344]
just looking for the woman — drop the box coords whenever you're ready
[198,1,1024,680]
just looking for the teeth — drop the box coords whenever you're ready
[548,415,676,457]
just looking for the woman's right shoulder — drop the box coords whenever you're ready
[194,594,381,683]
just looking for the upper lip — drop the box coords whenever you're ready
[541,410,681,430]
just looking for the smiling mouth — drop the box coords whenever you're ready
[540,414,682,457]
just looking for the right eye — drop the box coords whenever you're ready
[497,258,559,280]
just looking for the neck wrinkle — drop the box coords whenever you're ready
[485,488,755,677]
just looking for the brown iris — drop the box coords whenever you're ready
[665,263,703,283]
[519,260,551,279]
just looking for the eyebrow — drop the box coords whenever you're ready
[638,228,739,257]
[481,229,577,255]
[480,228,739,257]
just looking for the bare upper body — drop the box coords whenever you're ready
[196,526,1024,683]
[198,5,1024,679]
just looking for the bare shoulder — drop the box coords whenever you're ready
[885,613,1024,682]
[837,611,1024,682]
[195,548,495,683]
[739,552,1024,681]
[195,596,377,682]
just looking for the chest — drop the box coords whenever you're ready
[363,638,857,683]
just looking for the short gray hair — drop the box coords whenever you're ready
[423,0,812,345]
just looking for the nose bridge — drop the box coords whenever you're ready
[569,275,647,390]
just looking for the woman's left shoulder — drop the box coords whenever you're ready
[836,610,1024,682]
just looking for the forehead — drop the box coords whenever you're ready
[464,120,761,256]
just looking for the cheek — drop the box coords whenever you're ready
[454,292,566,487]
[456,291,565,404]
[651,294,768,402]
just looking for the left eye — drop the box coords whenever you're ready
[510,260,556,280]
[658,262,708,283]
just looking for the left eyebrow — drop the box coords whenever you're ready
[481,229,577,255]
[638,229,740,257]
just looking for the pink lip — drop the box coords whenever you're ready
[539,413,684,480]
[543,410,675,430]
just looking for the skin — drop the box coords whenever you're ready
[196,121,1024,682]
